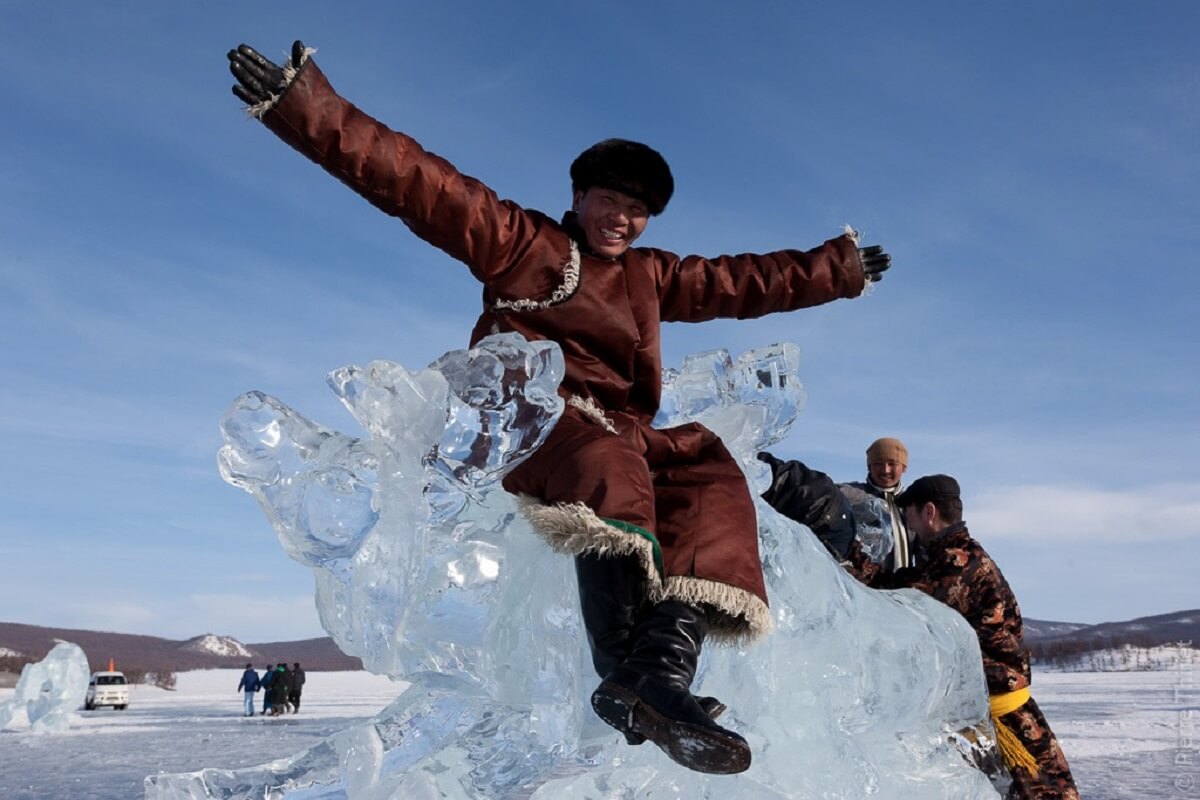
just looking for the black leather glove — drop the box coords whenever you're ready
[228,40,306,106]
[859,244,891,283]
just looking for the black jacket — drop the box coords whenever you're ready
[758,453,856,559]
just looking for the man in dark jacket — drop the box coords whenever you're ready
[842,437,912,571]
[289,662,305,713]
[259,664,274,716]
[274,664,292,715]
[892,475,1079,800]
[758,453,859,561]
[759,436,913,584]
[227,40,891,775]
[269,664,290,716]
[236,663,260,717]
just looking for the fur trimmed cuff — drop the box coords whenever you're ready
[517,497,662,584]
[517,497,773,644]
[566,395,618,434]
[664,575,773,645]
[246,45,316,120]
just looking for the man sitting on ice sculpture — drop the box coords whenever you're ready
[227,39,892,774]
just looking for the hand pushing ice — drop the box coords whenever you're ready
[156,335,998,798]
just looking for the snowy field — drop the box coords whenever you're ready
[1032,669,1197,800]
[0,667,1196,799]
[0,670,403,800]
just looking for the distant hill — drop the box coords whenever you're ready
[5,610,1196,675]
[180,634,254,659]
[0,622,362,673]
[1022,618,1092,641]
[1025,609,1199,665]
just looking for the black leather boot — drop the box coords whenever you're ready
[622,693,728,746]
[574,552,646,679]
[575,557,728,744]
[590,600,751,775]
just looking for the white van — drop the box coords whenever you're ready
[85,671,129,710]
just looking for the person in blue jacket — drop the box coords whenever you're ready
[236,663,260,717]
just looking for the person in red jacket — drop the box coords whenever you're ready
[228,40,891,775]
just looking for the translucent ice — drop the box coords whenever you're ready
[840,484,896,565]
[654,343,806,462]
[427,331,564,492]
[0,641,90,733]
[154,337,998,798]
[217,332,566,680]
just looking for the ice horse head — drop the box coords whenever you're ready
[218,332,568,691]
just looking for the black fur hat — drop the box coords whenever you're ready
[569,139,674,216]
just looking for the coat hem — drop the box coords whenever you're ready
[516,497,772,644]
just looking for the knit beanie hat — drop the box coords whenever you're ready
[570,139,674,216]
[866,437,908,467]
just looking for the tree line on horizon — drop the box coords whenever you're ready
[1029,634,1195,671]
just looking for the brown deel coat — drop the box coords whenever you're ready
[259,58,867,642]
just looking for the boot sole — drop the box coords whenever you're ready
[624,697,727,746]
[592,682,751,775]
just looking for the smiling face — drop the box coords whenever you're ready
[869,458,906,489]
[572,187,650,258]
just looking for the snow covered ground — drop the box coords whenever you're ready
[1032,669,1198,800]
[0,667,1196,799]
[0,670,403,800]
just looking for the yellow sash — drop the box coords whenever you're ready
[989,687,1039,775]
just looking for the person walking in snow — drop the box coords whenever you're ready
[270,663,291,715]
[258,664,274,716]
[227,39,891,775]
[288,662,305,713]
[890,475,1079,799]
[236,663,260,717]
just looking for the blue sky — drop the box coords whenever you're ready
[1,3,1196,642]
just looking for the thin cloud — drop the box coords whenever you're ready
[971,482,1200,542]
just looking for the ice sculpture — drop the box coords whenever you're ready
[0,641,90,733]
[840,484,896,565]
[148,335,998,798]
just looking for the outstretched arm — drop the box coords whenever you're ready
[655,230,889,322]
[226,41,540,283]
[758,452,857,560]
[757,452,898,586]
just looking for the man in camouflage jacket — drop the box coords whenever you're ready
[893,475,1079,800]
